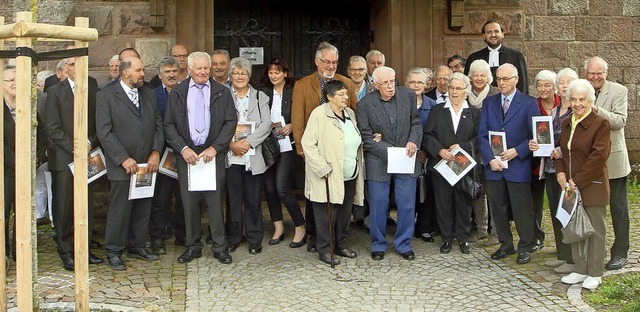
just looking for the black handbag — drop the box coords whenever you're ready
[454,175,483,200]
[256,92,281,167]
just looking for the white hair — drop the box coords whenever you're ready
[187,51,211,68]
[556,67,579,82]
[535,70,557,88]
[467,59,493,85]
[372,66,395,83]
[584,56,608,71]
[566,79,596,103]
[496,63,518,77]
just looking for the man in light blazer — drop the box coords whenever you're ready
[477,63,540,265]
[356,66,423,261]
[44,57,103,270]
[585,56,631,270]
[163,52,237,264]
[96,57,165,270]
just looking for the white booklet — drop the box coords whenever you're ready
[158,148,178,179]
[556,185,579,228]
[532,116,554,157]
[488,131,508,169]
[188,157,217,191]
[434,146,477,186]
[68,147,108,184]
[387,147,416,174]
[128,164,157,200]
[272,117,292,152]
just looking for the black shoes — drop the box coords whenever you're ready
[306,240,317,253]
[371,251,385,261]
[107,255,126,271]
[226,243,238,253]
[440,242,452,254]
[516,252,531,264]
[89,253,104,264]
[249,244,262,255]
[401,250,415,261]
[531,239,544,253]
[459,242,470,254]
[289,235,307,248]
[177,248,202,263]
[213,250,233,264]
[319,253,340,265]
[151,240,166,255]
[335,248,357,258]
[491,248,515,260]
[62,257,75,271]
[127,248,159,261]
[268,233,284,245]
[89,240,102,249]
[606,256,628,270]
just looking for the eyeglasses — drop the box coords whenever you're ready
[231,72,249,77]
[586,71,606,77]
[348,68,366,73]
[407,81,425,86]
[448,86,465,91]
[376,80,395,88]
[3,79,15,84]
[318,58,338,66]
[495,76,516,82]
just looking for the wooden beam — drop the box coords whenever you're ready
[0,22,98,41]
[73,17,90,312]
[14,11,37,312]
[0,15,6,312]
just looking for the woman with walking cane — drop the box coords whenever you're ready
[301,80,365,266]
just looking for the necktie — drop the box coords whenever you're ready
[129,88,139,108]
[194,84,206,133]
[503,97,510,114]
[441,94,447,103]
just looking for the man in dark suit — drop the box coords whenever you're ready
[96,57,165,270]
[464,20,529,94]
[356,66,423,261]
[426,65,452,104]
[148,57,185,254]
[163,52,237,264]
[44,57,104,271]
[477,63,540,264]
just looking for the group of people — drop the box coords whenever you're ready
[2,19,631,291]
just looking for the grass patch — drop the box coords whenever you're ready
[584,272,640,312]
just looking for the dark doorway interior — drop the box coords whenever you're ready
[214,0,372,87]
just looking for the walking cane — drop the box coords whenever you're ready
[325,177,335,268]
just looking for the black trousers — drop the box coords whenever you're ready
[486,179,534,252]
[531,176,546,242]
[104,180,152,257]
[545,173,573,263]
[177,157,227,253]
[149,173,185,241]
[264,151,305,226]
[415,171,438,236]
[312,179,356,255]
[226,165,264,246]
[3,175,15,257]
[51,170,96,259]
[609,176,629,258]
[432,173,473,243]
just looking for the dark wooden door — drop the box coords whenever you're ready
[214,0,371,87]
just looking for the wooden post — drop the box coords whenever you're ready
[73,16,90,312]
[14,11,37,311]
[0,15,7,312]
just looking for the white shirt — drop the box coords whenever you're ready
[444,100,469,134]
[488,44,502,67]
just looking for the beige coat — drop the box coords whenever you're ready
[594,80,631,179]
[301,104,364,206]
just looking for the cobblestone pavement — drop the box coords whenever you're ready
[5,200,639,311]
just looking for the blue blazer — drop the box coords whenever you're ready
[477,90,539,182]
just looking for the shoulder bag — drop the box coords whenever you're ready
[256,91,281,167]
